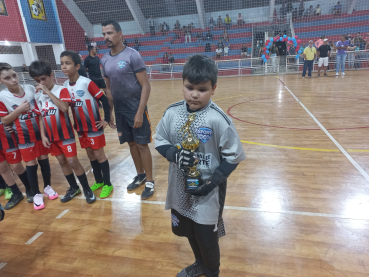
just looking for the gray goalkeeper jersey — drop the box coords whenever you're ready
[155,100,246,227]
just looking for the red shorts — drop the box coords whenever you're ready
[0,148,22,164]
[19,140,50,162]
[78,131,106,150]
[50,138,77,158]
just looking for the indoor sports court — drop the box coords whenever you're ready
[1,0,369,276]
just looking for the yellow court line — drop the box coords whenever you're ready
[241,140,369,153]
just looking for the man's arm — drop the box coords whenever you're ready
[134,70,151,129]
[1,100,30,125]
[35,84,69,113]
[39,115,50,148]
[104,77,115,129]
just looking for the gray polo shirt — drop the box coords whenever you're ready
[101,47,146,112]
[155,100,246,227]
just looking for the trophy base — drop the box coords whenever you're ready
[186,177,203,193]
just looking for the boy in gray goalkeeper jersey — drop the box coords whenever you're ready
[155,55,246,277]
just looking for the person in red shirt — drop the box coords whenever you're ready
[61,50,113,199]
[29,60,96,204]
[0,63,57,210]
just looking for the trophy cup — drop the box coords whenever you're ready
[180,113,202,192]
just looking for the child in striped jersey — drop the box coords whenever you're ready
[60,51,113,199]
[29,60,96,204]
[0,63,56,211]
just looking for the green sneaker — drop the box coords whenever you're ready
[4,188,12,200]
[0,188,5,197]
[100,184,113,198]
[90,182,104,192]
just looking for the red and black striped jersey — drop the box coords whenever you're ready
[0,85,41,145]
[34,85,75,142]
[0,118,17,150]
[63,76,104,132]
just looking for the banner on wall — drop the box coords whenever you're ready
[0,0,8,16]
[27,0,47,21]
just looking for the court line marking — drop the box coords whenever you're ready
[56,209,69,219]
[241,140,369,153]
[25,232,43,245]
[278,76,369,183]
[0,263,7,270]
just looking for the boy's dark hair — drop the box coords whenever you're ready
[101,20,122,32]
[88,45,95,52]
[60,50,81,66]
[0,63,13,74]
[29,60,52,78]
[182,55,217,87]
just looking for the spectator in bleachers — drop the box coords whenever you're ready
[122,38,127,47]
[218,39,224,50]
[134,37,140,51]
[334,2,342,15]
[185,27,191,43]
[222,30,228,41]
[347,42,357,70]
[216,46,222,59]
[329,41,336,52]
[241,43,248,59]
[292,8,298,21]
[205,43,211,52]
[305,5,314,18]
[286,0,293,24]
[224,38,231,50]
[224,45,229,56]
[225,14,231,30]
[270,43,279,72]
[206,31,213,41]
[84,32,90,47]
[217,16,223,28]
[353,32,365,49]
[209,17,214,30]
[162,53,169,71]
[280,3,287,22]
[315,4,321,16]
[190,23,194,29]
[90,39,97,50]
[315,35,326,49]
[336,35,349,76]
[302,40,316,78]
[196,32,203,46]
[159,23,163,35]
[163,22,169,34]
[317,39,331,76]
[174,20,180,30]
[22,64,27,72]
[169,53,174,64]
[237,13,243,26]
[298,0,305,17]
[149,15,155,36]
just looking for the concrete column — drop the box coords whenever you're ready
[21,42,38,66]
[61,0,94,37]
[269,0,276,23]
[125,0,147,35]
[195,0,205,30]
[52,44,65,65]
[164,0,179,16]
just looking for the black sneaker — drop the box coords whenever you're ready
[177,262,204,277]
[141,182,155,200]
[26,190,34,203]
[324,73,328,76]
[84,189,96,204]
[4,193,24,210]
[317,74,320,77]
[60,187,81,203]
[127,175,146,191]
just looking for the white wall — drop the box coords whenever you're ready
[94,20,140,37]
[0,54,26,67]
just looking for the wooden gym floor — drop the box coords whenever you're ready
[1,71,369,277]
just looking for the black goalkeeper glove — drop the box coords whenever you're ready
[166,147,196,172]
[190,169,227,197]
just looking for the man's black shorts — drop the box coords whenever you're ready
[115,108,152,145]
[91,78,106,89]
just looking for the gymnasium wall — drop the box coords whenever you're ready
[0,0,26,42]
[55,0,85,52]
[0,54,25,67]
[19,0,63,43]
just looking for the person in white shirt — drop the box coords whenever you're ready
[215,47,222,58]
[148,15,155,36]
[223,46,229,56]
[237,13,243,26]
[315,4,321,16]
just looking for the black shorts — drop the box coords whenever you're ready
[91,78,106,89]
[115,109,152,145]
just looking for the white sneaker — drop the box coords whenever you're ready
[341,72,345,76]
[335,72,339,76]
[33,193,45,210]
[44,185,58,200]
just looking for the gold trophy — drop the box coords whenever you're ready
[180,113,202,192]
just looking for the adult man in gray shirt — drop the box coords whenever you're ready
[100,20,155,199]
[148,15,155,36]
